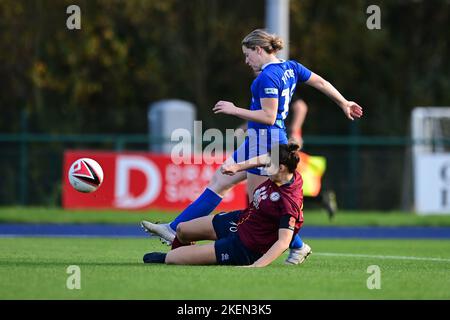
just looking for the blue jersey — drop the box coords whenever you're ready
[233,60,311,175]
[248,60,312,132]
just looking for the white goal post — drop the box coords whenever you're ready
[412,107,450,214]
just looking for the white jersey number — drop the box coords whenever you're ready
[280,84,297,120]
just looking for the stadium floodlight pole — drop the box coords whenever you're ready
[265,0,290,60]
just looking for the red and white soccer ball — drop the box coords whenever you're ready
[68,158,104,193]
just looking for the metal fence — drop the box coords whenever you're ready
[0,132,427,211]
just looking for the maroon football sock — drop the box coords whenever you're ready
[171,236,195,250]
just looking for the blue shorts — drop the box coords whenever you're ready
[212,211,262,265]
[232,128,287,176]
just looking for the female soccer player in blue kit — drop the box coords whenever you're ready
[142,29,363,264]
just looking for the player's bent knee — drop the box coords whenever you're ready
[176,223,188,243]
[208,177,233,195]
[207,173,224,191]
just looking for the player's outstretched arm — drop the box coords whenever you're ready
[213,99,278,125]
[289,99,308,148]
[243,228,293,268]
[305,73,363,120]
[221,154,271,176]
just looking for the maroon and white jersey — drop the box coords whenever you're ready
[237,171,304,255]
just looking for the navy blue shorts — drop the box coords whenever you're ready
[212,211,262,265]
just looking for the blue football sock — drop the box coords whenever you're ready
[170,188,222,231]
[290,234,304,249]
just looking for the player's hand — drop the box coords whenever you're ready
[213,101,237,116]
[341,101,363,120]
[289,130,303,150]
[221,163,240,176]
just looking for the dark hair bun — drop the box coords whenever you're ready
[271,37,284,51]
[287,142,300,153]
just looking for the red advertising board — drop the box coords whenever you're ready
[63,151,247,211]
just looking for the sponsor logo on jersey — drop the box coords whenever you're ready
[264,88,278,95]
[270,192,280,202]
[253,186,268,209]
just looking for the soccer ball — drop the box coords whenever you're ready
[68,158,104,193]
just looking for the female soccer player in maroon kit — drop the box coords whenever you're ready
[143,142,308,267]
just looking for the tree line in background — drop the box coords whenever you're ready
[0,0,449,209]
[1,0,449,136]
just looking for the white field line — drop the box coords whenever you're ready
[315,252,450,263]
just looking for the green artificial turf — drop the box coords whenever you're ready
[1,238,449,299]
